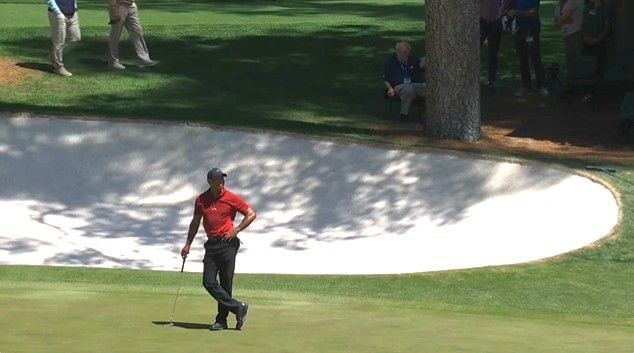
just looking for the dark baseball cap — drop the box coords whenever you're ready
[207,168,227,180]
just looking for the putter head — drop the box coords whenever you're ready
[586,165,616,173]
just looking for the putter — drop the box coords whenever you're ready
[586,165,616,174]
[169,257,186,326]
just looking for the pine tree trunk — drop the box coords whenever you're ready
[425,0,481,141]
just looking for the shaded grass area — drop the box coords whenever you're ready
[0,23,424,139]
[1,0,604,147]
[0,0,425,28]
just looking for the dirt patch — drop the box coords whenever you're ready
[375,86,634,165]
[0,58,39,86]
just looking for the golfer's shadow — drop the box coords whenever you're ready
[15,62,52,73]
[153,320,208,329]
[152,321,238,330]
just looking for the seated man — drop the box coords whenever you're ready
[383,41,426,120]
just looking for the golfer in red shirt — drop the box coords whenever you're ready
[181,168,257,331]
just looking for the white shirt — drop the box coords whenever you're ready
[554,0,583,36]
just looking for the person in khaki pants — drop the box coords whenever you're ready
[106,0,156,70]
[46,0,81,77]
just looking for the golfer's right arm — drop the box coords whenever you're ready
[181,213,202,259]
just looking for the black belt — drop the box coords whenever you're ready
[206,236,224,243]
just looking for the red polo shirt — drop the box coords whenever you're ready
[194,187,250,238]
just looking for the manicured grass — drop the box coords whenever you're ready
[1,0,633,351]
[1,265,633,353]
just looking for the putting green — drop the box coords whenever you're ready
[1,274,632,353]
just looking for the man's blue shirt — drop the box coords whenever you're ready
[46,0,76,16]
[511,0,540,30]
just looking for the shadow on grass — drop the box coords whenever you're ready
[2,16,632,149]
[15,61,51,73]
[152,321,220,330]
[38,0,426,20]
[0,24,425,133]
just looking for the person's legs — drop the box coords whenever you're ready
[124,3,152,64]
[413,83,426,97]
[64,12,81,52]
[594,41,607,77]
[48,12,66,70]
[487,21,502,84]
[480,19,488,46]
[528,27,546,90]
[395,83,415,116]
[514,33,531,89]
[215,240,239,325]
[107,5,129,65]
[563,31,582,81]
[202,242,242,325]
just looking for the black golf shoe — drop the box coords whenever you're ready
[210,322,228,331]
[235,302,249,330]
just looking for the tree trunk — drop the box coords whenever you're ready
[425,0,480,141]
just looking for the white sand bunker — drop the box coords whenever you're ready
[0,115,619,274]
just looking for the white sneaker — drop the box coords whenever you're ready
[514,87,531,98]
[109,62,126,70]
[539,86,550,96]
[138,59,157,68]
[54,66,73,77]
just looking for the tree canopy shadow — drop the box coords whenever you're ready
[2,16,631,150]
[70,0,425,20]
[0,24,425,133]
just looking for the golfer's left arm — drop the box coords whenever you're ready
[225,207,256,240]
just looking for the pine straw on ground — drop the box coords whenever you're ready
[0,58,38,86]
[374,88,634,165]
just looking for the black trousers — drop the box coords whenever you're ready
[480,19,503,83]
[514,24,545,89]
[202,237,242,324]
